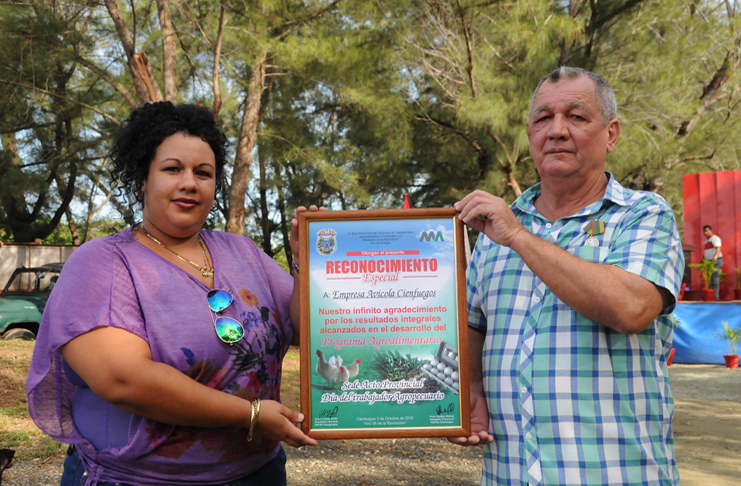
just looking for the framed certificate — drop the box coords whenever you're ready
[297,208,470,439]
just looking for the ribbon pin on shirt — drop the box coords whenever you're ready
[583,220,605,246]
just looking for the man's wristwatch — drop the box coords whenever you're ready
[291,260,300,274]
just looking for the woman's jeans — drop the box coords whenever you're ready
[60,445,287,486]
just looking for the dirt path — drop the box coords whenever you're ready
[668,365,741,486]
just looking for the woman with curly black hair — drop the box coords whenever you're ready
[27,102,317,486]
[109,102,229,205]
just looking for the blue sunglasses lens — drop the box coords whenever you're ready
[207,289,233,312]
[214,317,245,343]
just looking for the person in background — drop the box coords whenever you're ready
[451,67,683,486]
[26,102,317,486]
[703,225,723,300]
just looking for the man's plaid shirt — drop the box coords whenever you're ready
[467,173,684,486]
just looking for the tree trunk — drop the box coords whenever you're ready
[82,184,99,243]
[55,173,81,245]
[487,130,522,197]
[559,0,584,66]
[103,0,151,104]
[505,164,522,197]
[558,39,571,66]
[6,62,80,242]
[65,208,81,245]
[0,133,33,231]
[212,0,228,119]
[455,0,476,98]
[258,152,273,257]
[477,149,491,181]
[39,66,79,242]
[83,183,113,243]
[134,52,164,102]
[276,174,292,269]
[156,0,178,102]
[226,51,268,234]
[21,159,78,243]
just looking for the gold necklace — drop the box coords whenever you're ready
[140,225,214,278]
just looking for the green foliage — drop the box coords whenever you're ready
[716,321,741,356]
[2,0,741,246]
[689,259,718,288]
[271,245,290,273]
[41,218,127,245]
[735,269,741,287]
[0,1,118,241]
[41,221,74,246]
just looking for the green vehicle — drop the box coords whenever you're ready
[0,263,64,340]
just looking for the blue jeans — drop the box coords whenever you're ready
[60,445,287,486]
[711,257,723,300]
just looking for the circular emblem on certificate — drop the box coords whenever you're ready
[316,229,337,255]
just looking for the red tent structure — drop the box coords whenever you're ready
[683,170,741,298]
[665,171,741,364]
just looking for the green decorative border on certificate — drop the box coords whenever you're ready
[298,208,470,439]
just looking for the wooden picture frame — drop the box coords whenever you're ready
[297,208,470,439]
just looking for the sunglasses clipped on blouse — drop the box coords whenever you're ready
[206,289,244,344]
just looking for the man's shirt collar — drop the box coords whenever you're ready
[513,171,629,218]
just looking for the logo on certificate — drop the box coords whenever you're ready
[316,229,337,255]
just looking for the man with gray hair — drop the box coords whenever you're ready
[451,67,684,486]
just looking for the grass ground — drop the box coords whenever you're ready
[0,340,64,460]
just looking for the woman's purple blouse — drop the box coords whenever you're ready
[26,228,294,485]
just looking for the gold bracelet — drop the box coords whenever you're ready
[254,397,261,429]
[247,398,261,442]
